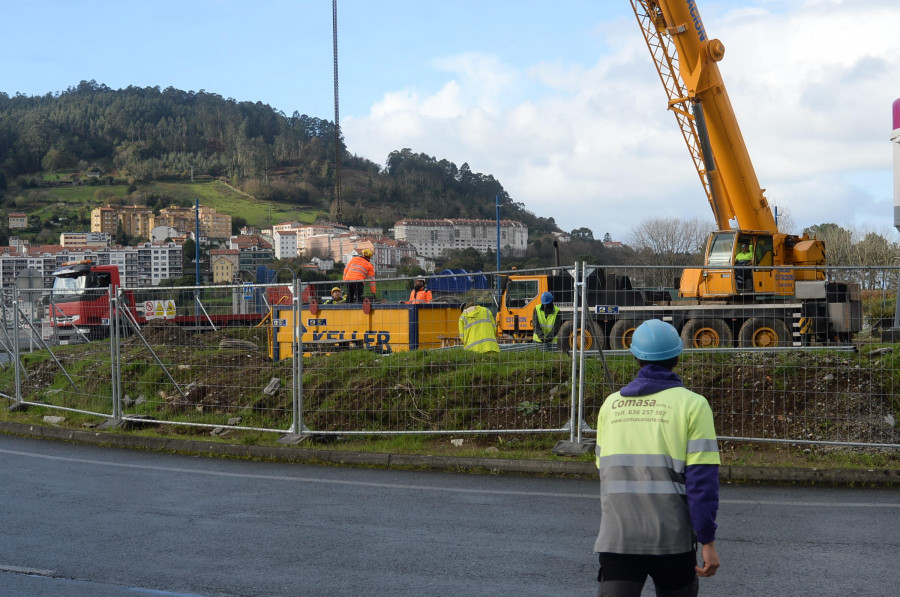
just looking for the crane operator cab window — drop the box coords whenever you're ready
[733,234,774,292]
[734,235,755,291]
[706,232,737,267]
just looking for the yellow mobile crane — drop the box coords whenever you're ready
[494,1,860,350]
[631,0,826,298]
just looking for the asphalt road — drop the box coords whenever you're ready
[0,434,897,597]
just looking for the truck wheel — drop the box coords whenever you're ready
[609,319,644,350]
[558,319,603,354]
[681,318,732,348]
[738,317,790,348]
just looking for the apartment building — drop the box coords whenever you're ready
[229,235,274,272]
[270,221,350,255]
[273,229,298,260]
[59,232,111,249]
[306,234,416,274]
[394,219,528,258]
[90,205,156,239]
[210,249,240,283]
[8,213,27,229]
[157,205,232,239]
[91,206,118,235]
[0,242,183,289]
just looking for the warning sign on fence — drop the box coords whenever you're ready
[144,299,176,320]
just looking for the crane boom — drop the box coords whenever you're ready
[630,0,777,233]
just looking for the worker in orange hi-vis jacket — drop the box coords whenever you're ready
[408,278,432,304]
[343,248,376,303]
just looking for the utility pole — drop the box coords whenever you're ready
[332,0,343,222]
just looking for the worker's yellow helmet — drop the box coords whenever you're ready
[362,248,374,258]
[331,287,341,294]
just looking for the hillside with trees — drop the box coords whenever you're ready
[5,81,892,272]
[0,81,561,243]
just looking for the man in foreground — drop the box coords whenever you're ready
[594,319,720,596]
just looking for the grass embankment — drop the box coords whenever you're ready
[1,324,898,471]
[35,180,325,230]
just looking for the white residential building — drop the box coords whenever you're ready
[273,229,298,260]
[394,219,528,259]
[0,242,183,289]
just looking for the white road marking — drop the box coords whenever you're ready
[0,564,55,576]
[2,447,898,507]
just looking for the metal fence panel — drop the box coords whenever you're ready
[0,264,896,448]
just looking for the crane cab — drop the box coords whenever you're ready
[680,231,792,298]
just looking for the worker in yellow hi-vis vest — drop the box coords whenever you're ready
[532,291,561,351]
[458,302,499,353]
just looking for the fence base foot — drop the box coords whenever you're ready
[552,439,596,457]
[8,402,28,413]
[278,433,313,445]
[97,418,125,430]
[880,328,900,343]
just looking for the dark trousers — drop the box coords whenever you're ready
[598,551,698,597]
[346,281,364,303]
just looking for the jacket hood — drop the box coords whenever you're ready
[461,306,483,321]
[619,364,684,397]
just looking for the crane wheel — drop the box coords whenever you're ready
[680,318,733,349]
[609,319,645,350]
[558,319,603,354]
[738,317,790,348]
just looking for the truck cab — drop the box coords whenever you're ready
[48,261,127,339]
[498,269,647,350]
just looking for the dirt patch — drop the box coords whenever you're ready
[697,353,898,445]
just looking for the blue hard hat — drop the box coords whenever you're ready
[540,292,554,305]
[629,319,683,361]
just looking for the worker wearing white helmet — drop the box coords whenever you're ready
[408,277,432,304]
[594,319,721,596]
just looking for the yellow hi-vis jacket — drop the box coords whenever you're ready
[594,384,720,555]
[532,304,561,343]
[458,305,500,353]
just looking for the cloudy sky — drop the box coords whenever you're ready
[5,0,900,241]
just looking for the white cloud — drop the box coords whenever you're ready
[343,1,900,241]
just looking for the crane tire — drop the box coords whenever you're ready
[738,317,790,348]
[609,319,645,350]
[680,318,733,349]
[558,319,603,354]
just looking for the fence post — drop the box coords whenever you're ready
[110,286,120,420]
[577,262,590,443]
[12,285,22,404]
[567,261,580,443]
[292,277,307,435]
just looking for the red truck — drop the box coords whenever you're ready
[46,260,268,342]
